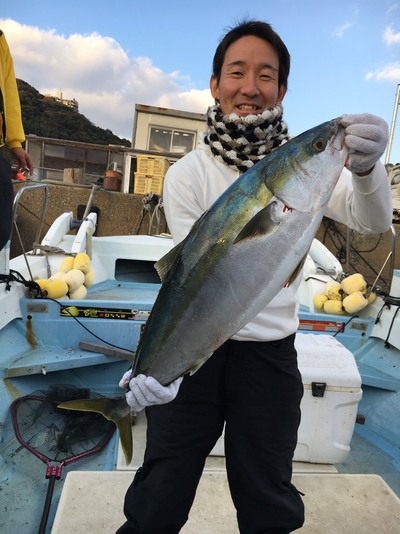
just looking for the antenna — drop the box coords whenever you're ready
[386,83,400,165]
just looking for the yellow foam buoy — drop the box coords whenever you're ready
[49,271,65,281]
[63,269,85,292]
[84,266,95,288]
[343,291,368,314]
[341,273,367,295]
[34,278,68,299]
[59,256,75,273]
[44,280,69,299]
[325,282,343,301]
[313,294,328,310]
[323,299,346,315]
[73,253,91,274]
[69,284,88,300]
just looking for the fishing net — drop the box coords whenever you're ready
[11,384,116,534]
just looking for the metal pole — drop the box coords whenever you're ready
[385,83,400,165]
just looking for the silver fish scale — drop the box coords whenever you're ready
[135,119,348,385]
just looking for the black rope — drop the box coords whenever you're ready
[333,314,359,337]
[44,295,135,356]
[374,294,400,348]
[384,306,400,348]
[2,268,135,355]
[0,269,43,294]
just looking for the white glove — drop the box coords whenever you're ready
[341,113,388,175]
[119,370,183,413]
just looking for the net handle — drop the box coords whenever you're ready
[11,396,56,466]
[11,394,116,466]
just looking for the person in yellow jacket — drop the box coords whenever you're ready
[0,29,34,250]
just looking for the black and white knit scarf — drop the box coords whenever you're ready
[204,103,289,173]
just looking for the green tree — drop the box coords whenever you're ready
[17,79,130,147]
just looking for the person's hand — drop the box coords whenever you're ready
[10,147,34,176]
[119,370,183,413]
[341,114,388,176]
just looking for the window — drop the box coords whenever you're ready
[39,142,124,183]
[148,127,195,155]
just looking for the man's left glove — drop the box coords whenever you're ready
[119,370,183,413]
[341,113,388,175]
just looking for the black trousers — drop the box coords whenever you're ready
[0,150,13,251]
[116,335,304,534]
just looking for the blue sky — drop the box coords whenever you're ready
[1,0,400,163]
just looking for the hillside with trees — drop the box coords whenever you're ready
[17,79,130,147]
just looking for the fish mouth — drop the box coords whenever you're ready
[330,118,347,159]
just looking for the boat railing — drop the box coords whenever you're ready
[370,224,397,293]
[389,224,397,280]
[11,183,49,256]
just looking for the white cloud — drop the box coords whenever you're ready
[365,62,400,81]
[0,18,212,139]
[158,89,214,113]
[383,25,400,45]
[332,22,353,38]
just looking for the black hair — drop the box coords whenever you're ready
[212,20,290,89]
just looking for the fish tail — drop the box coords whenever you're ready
[58,397,133,464]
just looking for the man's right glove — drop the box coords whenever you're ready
[119,370,183,413]
[341,113,388,175]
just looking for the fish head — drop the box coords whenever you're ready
[267,118,348,213]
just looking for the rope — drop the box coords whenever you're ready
[32,244,75,255]
[0,269,44,294]
[133,194,164,235]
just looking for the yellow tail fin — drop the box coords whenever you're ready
[58,397,133,464]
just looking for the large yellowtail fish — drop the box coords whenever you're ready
[59,118,348,463]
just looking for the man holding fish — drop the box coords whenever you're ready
[115,19,392,534]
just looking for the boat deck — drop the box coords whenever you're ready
[50,411,400,534]
[52,471,400,533]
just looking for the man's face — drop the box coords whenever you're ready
[210,35,287,117]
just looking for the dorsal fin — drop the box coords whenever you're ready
[154,241,184,283]
[154,209,211,283]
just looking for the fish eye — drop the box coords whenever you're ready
[312,137,327,152]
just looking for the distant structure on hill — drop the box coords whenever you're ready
[44,89,79,111]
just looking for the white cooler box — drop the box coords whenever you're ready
[210,333,362,464]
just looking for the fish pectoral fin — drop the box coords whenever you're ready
[284,253,308,287]
[154,241,184,283]
[58,397,133,465]
[233,202,281,244]
[186,353,214,376]
[188,362,203,376]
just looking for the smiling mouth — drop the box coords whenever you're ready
[237,104,261,112]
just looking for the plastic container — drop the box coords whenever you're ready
[103,170,123,192]
[136,156,170,177]
[293,333,362,463]
[210,334,362,464]
[133,173,164,196]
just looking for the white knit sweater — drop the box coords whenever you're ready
[163,136,392,342]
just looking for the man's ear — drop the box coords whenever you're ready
[276,85,287,104]
[210,75,219,101]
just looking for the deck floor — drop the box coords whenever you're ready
[52,471,400,533]
[51,412,400,533]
